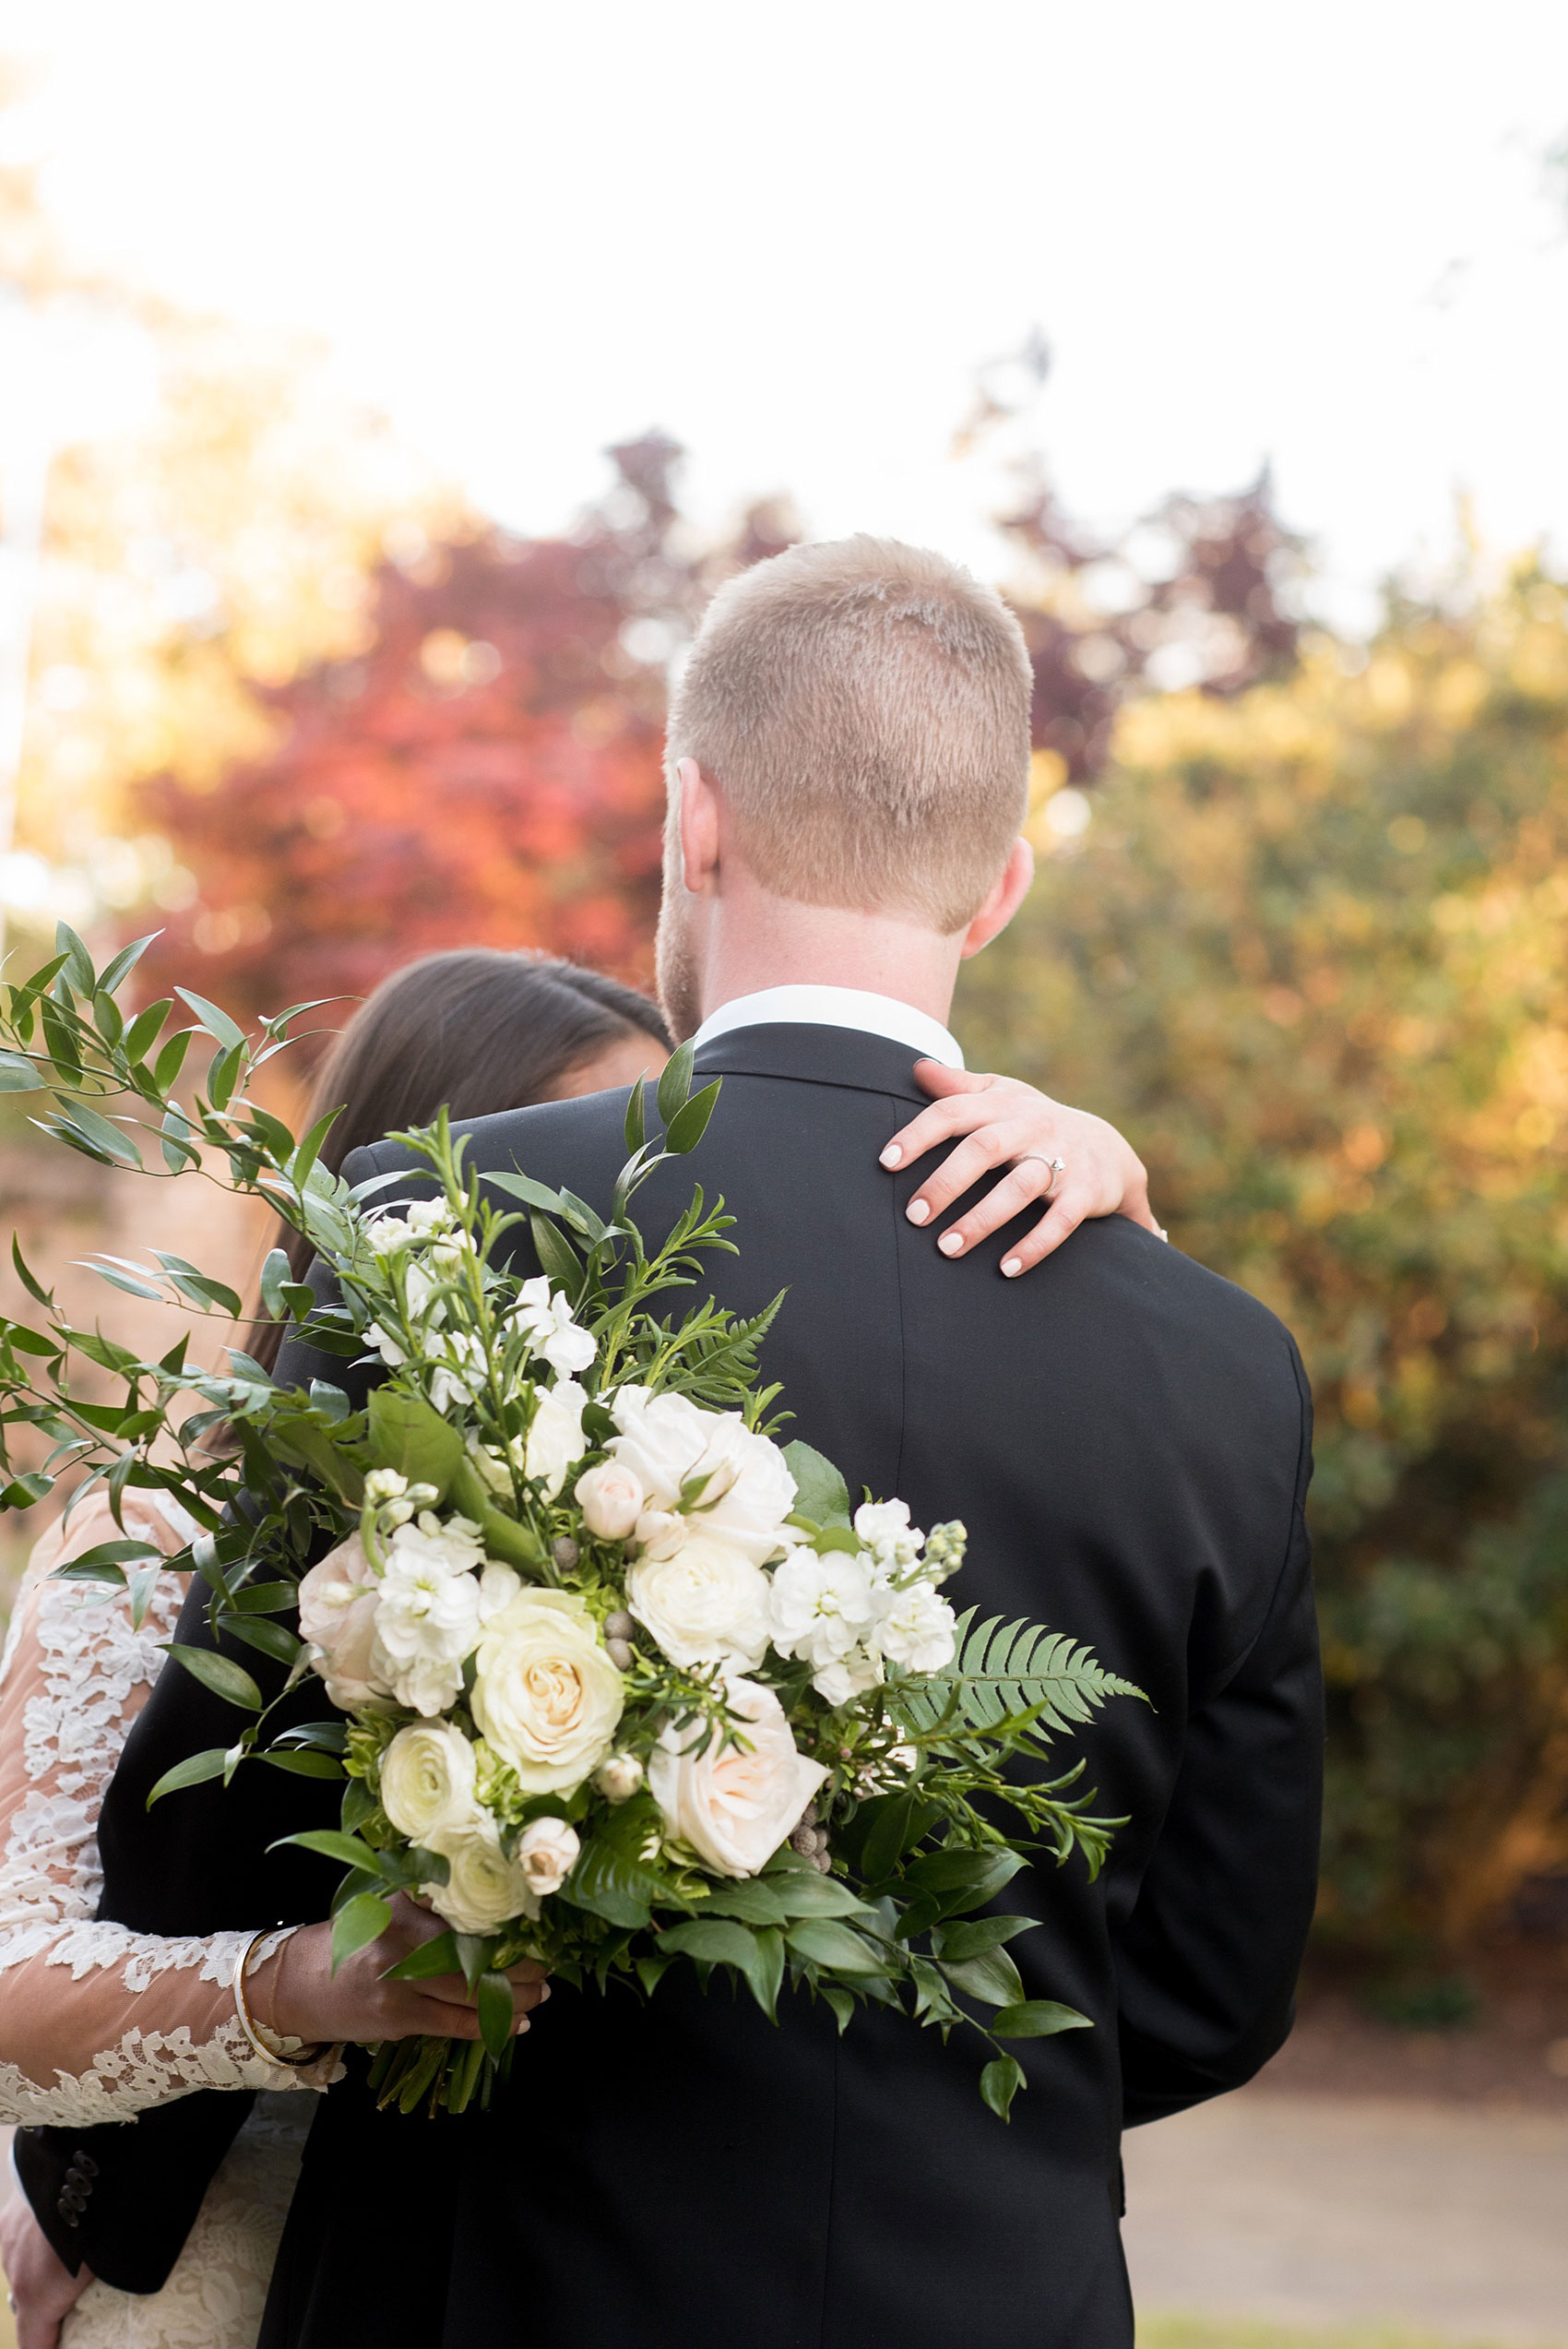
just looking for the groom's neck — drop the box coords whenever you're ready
[691,872,962,1029]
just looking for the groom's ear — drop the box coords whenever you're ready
[675,757,724,895]
[958,836,1034,960]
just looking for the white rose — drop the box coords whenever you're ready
[593,1750,646,1802]
[379,1720,479,1842]
[625,1532,773,1672]
[471,1588,625,1792]
[370,1513,485,1717]
[811,1648,884,1708]
[575,1460,645,1542]
[768,1547,879,1672]
[875,1585,957,1675]
[510,1276,597,1378]
[298,1532,388,1709]
[609,1387,796,1567]
[515,1815,580,1898]
[523,1380,588,1499]
[648,1675,828,1878]
[424,1818,538,1935]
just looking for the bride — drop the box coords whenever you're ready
[0,947,1157,2349]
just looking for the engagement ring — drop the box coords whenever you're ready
[1017,1153,1067,1193]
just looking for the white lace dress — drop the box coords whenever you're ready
[0,1492,336,2349]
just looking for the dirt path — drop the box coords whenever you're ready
[1123,2086,1568,2347]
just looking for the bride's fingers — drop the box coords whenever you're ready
[921,1158,1063,1259]
[1000,1196,1088,1276]
[900,1126,1040,1227]
[881,1091,1010,1173]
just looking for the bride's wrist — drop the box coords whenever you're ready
[236,1928,325,2061]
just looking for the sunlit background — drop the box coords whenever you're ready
[3,6,1568,2344]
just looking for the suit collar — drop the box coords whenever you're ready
[692,1022,936,1105]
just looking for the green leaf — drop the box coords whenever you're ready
[858,1790,944,1883]
[529,1211,583,1296]
[365,1387,464,1498]
[784,1919,891,1974]
[0,1050,44,1092]
[95,933,158,999]
[980,2054,1025,2121]
[54,921,95,998]
[2,1472,54,1508]
[53,1102,143,1168]
[915,1609,1146,1740]
[147,1747,231,1806]
[10,1234,53,1307]
[820,1984,856,2032]
[124,997,172,1064]
[899,1846,1024,1916]
[931,1914,1036,1962]
[174,986,246,1054]
[269,1827,395,1876]
[664,1078,721,1155]
[154,1029,192,1092]
[330,1892,391,1972]
[939,1944,1026,2008]
[482,1170,570,1217]
[477,1971,516,2062]
[381,1930,463,1984]
[262,1748,344,1780]
[624,1076,647,1153]
[781,1439,851,1526]
[51,1537,159,1574]
[695,1879,791,1926]
[227,1617,303,1669]
[207,1038,245,1114]
[5,1325,60,1357]
[657,1039,695,1127]
[992,1999,1093,2040]
[163,1643,263,1711]
[763,1870,874,1920]
[658,1917,761,1970]
[562,1799,668,1929]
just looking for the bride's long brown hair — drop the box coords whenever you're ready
[245,949,670,1374]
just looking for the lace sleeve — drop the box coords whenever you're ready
[0,1490,338,2126]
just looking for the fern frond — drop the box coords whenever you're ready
[916,1606,1144,1739]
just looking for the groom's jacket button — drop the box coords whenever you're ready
[64,2164,90,2191]
[73,2152,100,2177]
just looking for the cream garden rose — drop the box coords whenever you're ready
[298,1532,386,1710]
[471,1588,624,1792]
[379,1720,479,1842]
[647,1675,827,1878]
[607,1386,797,1567]
[625,1531,773,1672]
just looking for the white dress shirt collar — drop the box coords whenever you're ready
[690,984,965,1069]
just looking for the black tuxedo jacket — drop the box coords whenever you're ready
[30,1026,1321,2348]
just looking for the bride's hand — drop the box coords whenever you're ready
[248,1892,550,2046]
[0,2195,91,2349]
[880,1061,1164,1276]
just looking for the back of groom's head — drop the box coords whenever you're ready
[667,536,1032,934]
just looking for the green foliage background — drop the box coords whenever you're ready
[957,565,1568,1957]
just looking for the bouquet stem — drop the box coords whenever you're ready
[366,2033,514,2117]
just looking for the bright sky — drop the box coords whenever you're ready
[5,0,1568,628]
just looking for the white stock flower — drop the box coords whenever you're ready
[625,1532,773,1673]
[510,1277,597,1378]
[575,1459,645,1542]
[424,1818,538,1935]
[370,1512,485,1716]
[379,1720,479,1842]
[523,1380,588,1498]
[647,1677,828,1878]
[515,1815,580,1898]
[608,1387,796,1566]
[853,1499,925,1572]
[471,1588,624,1792]
[811,1648,884,1708]
[425,1330,487,1414]
[364,1469,410,1504]
[298,1532,388,1709]
[875,1584,957,1675]
[768,1548,879,1672]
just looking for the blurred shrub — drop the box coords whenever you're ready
[957,563,1568,1951]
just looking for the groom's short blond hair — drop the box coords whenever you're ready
[666,536,1032,934]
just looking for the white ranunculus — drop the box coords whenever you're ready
[647,1676,827,1878]
[609,1387,796,1567]
[875,1584,957,1675]
[370,1512,485,1716]
[811,1647,884,1708]
[471,1588,624,1793]
[625,1532,773,1672]
[379,1720,479,1842]
[523,1380,588,1498]
[510,1276,597,1379]
[575,1459,645,1542]
[298,1532,388,1709]
[515,1815,580,1898]
[768,1547,879,1671]
[424,1818,538,1935]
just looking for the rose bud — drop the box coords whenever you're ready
[593,1751,646,1803]
[576,1461,645,1543]
[515,1815,580,1898]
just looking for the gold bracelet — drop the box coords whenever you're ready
[232,1929,328,2069]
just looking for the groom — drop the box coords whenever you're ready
[58,538,1320,2345]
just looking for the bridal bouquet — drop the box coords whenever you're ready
[0,927,1139,2119]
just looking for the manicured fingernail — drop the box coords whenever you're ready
[939,1231,964,1256]
[1002,1257,1022,1277]
[907,1198,930,1224]
[881,1144,902,1167]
